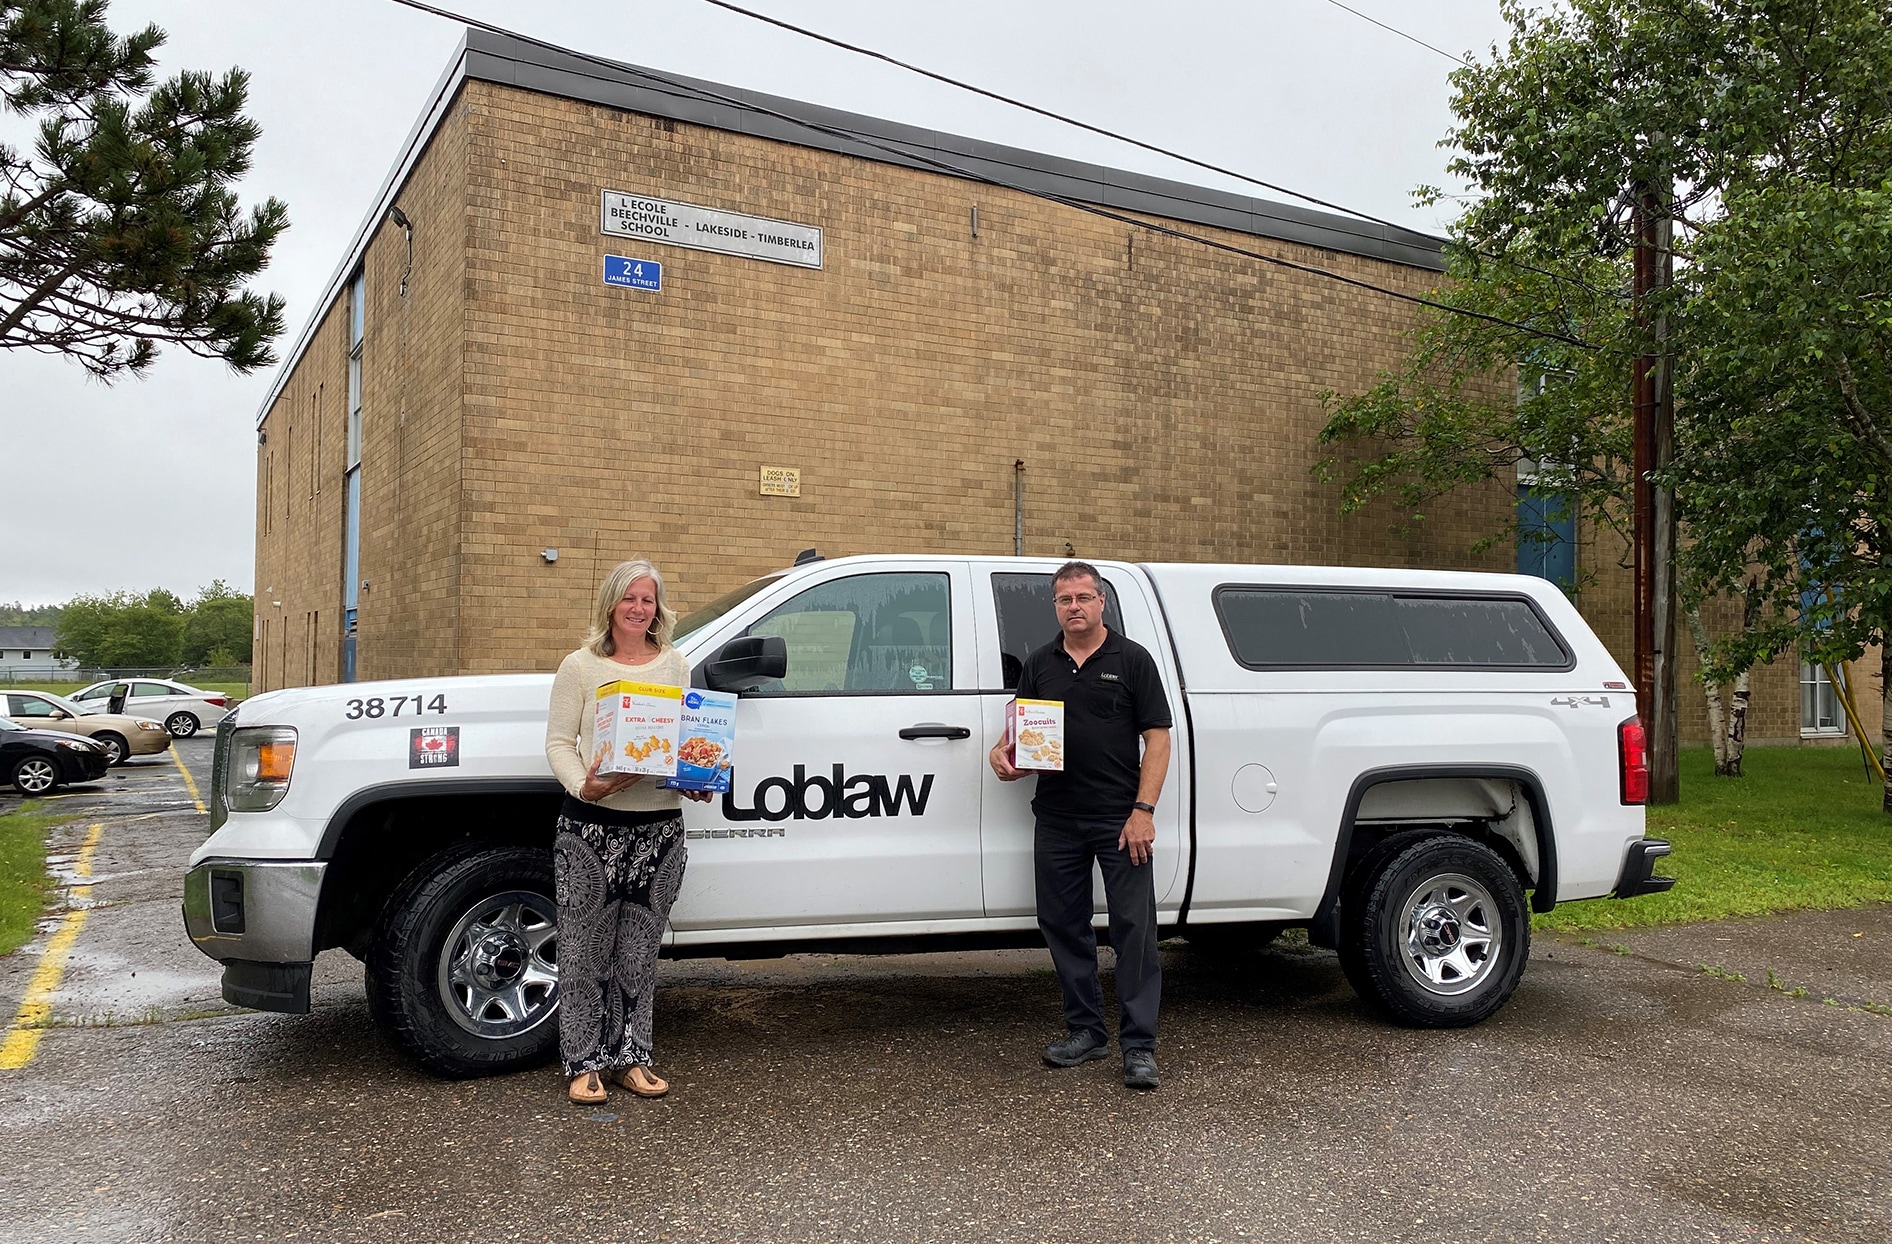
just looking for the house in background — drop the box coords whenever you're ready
[0,627,77,680]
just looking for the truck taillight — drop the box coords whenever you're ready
[1619,716,1648,805]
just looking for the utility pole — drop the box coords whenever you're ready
[1632,173,1680,803]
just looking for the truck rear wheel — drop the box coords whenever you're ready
[366,844,561,1078]
[1339,835,1528,1028]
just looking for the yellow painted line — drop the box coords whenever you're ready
[170,747,206,815]
[0,822,104,1070]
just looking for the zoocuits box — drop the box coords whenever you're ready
[662,689,739,793]
[594,681,682,778]
[1007,697,1065,771]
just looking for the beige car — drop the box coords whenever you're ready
[3,690,172,766]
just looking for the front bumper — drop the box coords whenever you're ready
[129,729,173,756]
[182,859,326,1014]
[60,748,109,784]
[1613,838,1676,898]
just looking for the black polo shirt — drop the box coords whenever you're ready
[1016,627,1172,829]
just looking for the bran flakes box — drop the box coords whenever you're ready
[594,680,682,778]
[662,689,739,793]
[1007,697,1065,771]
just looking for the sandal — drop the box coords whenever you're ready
[568,1071,607,1104]
[617,1065,670,1098]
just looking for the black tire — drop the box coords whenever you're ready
[164,712,200,738]
[1339,835,1529,1028]
[1184,921,1283,956]
[95,732,128,766]
[367,843,561,1079]
[10,754,60,796]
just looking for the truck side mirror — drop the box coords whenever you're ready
[702,634,788,693]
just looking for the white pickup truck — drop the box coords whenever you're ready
[184,555,1673,1076]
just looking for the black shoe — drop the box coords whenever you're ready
[1043,1030,1110,1068]
[1123,1049,1160,1091]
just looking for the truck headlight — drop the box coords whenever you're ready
[228,726,298,811]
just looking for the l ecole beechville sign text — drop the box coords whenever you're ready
[601,191,823,269]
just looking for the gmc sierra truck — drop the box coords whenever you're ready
[185,555,1673,1076]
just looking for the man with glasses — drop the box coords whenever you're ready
[989,560,1173,1090]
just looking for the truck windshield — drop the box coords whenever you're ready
[674,574,785,642]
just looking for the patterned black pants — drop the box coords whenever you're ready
[553,798,687,1077]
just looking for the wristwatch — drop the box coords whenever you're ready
[1132,801,1157,814]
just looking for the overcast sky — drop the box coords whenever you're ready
[1,0,1514,607]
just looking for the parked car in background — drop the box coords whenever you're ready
[2,691,171,766]
[0,716,109,795]
[68,679,233,737]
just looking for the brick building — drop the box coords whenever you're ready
[252,29,1873,749]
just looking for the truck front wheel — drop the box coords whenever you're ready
[1339,835,1529,1028]
[366,844,561,1078]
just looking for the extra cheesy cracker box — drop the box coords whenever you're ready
[594,681,682,778]
[662,689,739,793]
[1007,697,1065,771]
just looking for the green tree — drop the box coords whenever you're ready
[0,0,288,377]
[0,601,60,627]
[1671,178,1892,798]
[55,588,183,666]
[1317,0,1892,797]
[181,580,251,664]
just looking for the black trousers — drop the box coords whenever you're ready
[1034,816,1161,1051]
[554,799,688,1077]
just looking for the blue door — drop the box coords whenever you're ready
[1517,486,1576,591]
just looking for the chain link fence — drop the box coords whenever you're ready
[0,665,252,697]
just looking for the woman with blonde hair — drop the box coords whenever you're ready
[545,558,709,1104]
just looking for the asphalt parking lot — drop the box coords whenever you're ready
[1,741,1889,1243]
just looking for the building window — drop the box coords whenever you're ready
[343,266,365,683]
[1801,663,1847,736]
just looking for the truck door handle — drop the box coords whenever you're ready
[899,723,971,740]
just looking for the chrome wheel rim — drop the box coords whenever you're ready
[99,737,123,764]
[1399,872,1501,996]
[166,713,197,737]
[15,758,56,794]
[437,890,559,1039]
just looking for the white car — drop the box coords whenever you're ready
[69,678,234,737]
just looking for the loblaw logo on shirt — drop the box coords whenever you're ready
[722,764,935,821]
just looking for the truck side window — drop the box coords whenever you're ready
[991,573,1125,689]
[1394,597,1569,666]
[1215,588,1571,669]
[745,572,952,694]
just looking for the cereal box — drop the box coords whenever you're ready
[1007,697,1065,771]
[594,681,682,778]
[662,689,739,793]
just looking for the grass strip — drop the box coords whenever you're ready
[0,803,66,957]
[1538,745,1892,932]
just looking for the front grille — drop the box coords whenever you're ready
[208,714,235,832]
